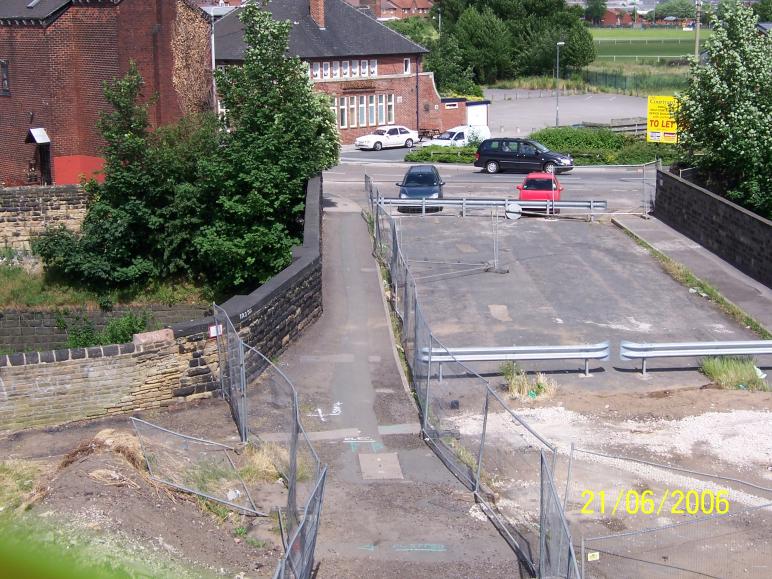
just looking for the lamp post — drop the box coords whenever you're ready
[555,41,565,128]
[694,0,702,61]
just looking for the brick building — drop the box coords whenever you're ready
[378,0,433,20]
[214,0,447,144]
[0,0,213,186]
[601,8,634,26]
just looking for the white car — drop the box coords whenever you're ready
[354,126,418,151]
[422,125,491,148]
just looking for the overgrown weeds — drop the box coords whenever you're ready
[239,443,312,486]
[500,363,557,400]
[0,460,41,512]
[700,357,768,391]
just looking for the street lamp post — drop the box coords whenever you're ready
[555,41,565,128]
[694,0,702,61]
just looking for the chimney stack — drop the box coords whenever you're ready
[310,0,325,29]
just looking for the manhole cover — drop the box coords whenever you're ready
[358,452,404,480]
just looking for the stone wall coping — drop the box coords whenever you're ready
[0,341,138,368]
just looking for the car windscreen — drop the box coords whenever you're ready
[435,132,454,140]
[403,173,438,186]
[522,178,555,190]
[531,141,550,153]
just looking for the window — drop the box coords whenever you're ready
[368,95,376,125]
[323,62,330,79]
[0,60,8,95]
[377,94,385,124]
[361,60,369,77]
[403,58,410,74]
[387,94,394,124]
[329,96,337,121]
[332,61,340,78]
[339,97,347,127]
[454,132,465,141]
[369,59,377,77]
[312,62,321,80]
[445,102,458,109]
[342,61,349,78]
[358,96,366,126]
[351,60,359,78]
[348,96,357,128]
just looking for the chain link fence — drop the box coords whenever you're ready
[369,184,573,576]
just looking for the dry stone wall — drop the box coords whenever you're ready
[0,176,324,434]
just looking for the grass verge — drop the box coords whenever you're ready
[614,220,771,340]
[700,357,768,391]
[0,460,41,513]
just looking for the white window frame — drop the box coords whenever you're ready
[361,60,369,77]
[351,60,359,78]
[312,62,320,80]
[387,94,395,124]
[348,96,357,128]
[342,60,349,78]
[358,95,366,126]
[329,96,337,122]
[377,94,385,125]
[368,95,376,125]
[323,62,330,79]
[339,96,347,128]
[369,59,377,77]
[332,61,340,79]
[403,58,410,74]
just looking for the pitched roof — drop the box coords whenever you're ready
[215,0,428,62]
[386,0,432,10]
[0,0,71,23]
[758,22,771,35]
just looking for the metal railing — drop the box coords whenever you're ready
[372,195,609,217]
[621,340,772,375]
[423,342,610,378]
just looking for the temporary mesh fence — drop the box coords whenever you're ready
[541,451,581,578]
[131,417,263,515]
[213,304,248,443]
[564,447,772,578]
[369,186,572,576]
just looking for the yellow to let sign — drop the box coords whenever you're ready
[647,96,678,144]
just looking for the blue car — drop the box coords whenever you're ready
[396,165,444,212]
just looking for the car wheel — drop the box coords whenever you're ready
[543,162,556,174]
[485,161,500,174]
[405,138,414,148]
[373,142,383,151]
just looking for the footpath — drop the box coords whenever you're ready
[613,216,772,331]
[270,189,521,577]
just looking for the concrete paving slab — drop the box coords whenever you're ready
[359,452,404,480]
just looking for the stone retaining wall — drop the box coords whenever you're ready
[0,176,324,433]
[0,305,210,353]
[0,184,88,251]
[655,171,772,288]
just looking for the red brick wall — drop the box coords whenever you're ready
[309,54,445,143]
[0,0,210,186]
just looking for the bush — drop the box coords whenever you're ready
[404,145,477,164]
[700,356,768,391]
[57,311,150,348]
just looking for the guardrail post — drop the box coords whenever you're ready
[584,358,590,377]
[439,362,443,383]
[422,198,426,217]
[642,358,647,376]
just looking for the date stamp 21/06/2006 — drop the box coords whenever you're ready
[580,489,730,517]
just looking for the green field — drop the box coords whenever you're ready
[590,27,711,62]
[590,28,713,40]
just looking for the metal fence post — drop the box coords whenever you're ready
[474,389,490,494]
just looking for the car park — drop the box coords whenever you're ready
[354,126,418,151]
[423,125,491,147]
[396,165,444,212]
[474,138,573,174]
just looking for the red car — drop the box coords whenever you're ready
[516,172,563,213]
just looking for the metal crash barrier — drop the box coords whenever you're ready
[620,340,772,375]
[423,341,611,378]
[373,195,608,217]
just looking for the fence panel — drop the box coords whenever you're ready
[540,451,581,578]
[213,304,248,442]
[284,467,328,579]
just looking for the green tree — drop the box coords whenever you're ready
[453,6,513,83]
[753,0,772,21]
[202,3,339,294]
[385,16,436,47]
[585,0,607,24]
[656,0,695,19]
[424,34,482,96]
[675,3,772,218]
